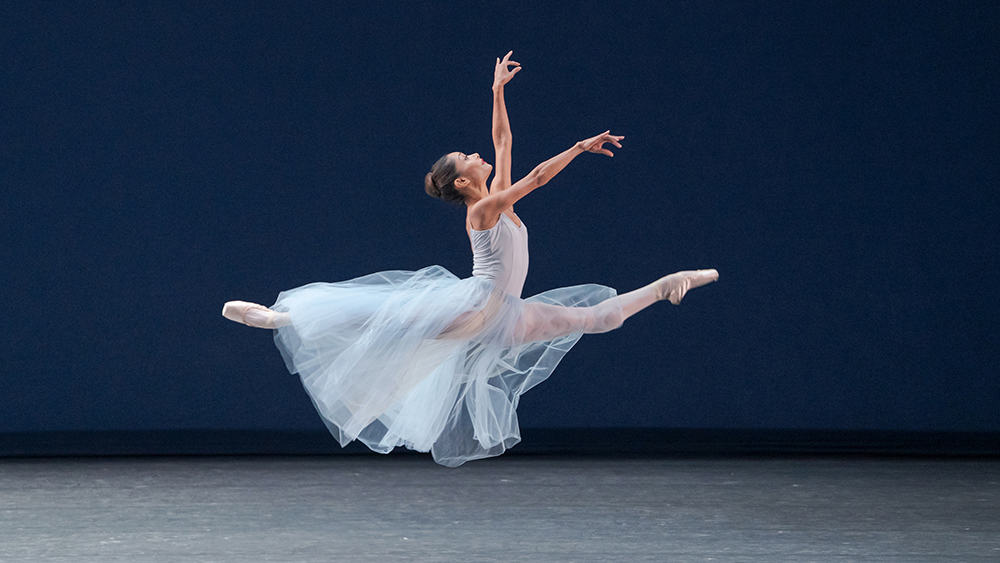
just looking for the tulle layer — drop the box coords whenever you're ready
[270,265,621,467]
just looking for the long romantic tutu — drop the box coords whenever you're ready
[269,264,622,467]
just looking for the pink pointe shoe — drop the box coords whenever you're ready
[222,300,287,329]
[653,269,719,305]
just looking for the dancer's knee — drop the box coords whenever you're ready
[582,301,625,334]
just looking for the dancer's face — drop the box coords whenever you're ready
[450,152,492,183]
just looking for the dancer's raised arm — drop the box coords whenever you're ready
[490,51,520,194]
[471,130,624,222]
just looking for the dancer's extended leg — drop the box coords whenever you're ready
[223,269,717,336]
[222,300,292,329]
[515,269,718,344]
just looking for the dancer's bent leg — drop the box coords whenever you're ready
[222,300,292,329]
[436,287,507,340]
[514,269,718,344]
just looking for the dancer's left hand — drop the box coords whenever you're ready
[577,130,624,157]
[493,51,521,90]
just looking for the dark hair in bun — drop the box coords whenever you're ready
[424,154,465,206]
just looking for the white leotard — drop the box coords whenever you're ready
[470,213,529,298]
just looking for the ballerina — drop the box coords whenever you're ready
[222,52,718,467]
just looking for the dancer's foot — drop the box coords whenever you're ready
[222,300,290,328]
[652,269,719,305]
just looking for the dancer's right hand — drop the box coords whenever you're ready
[493,50,521,90]
[577,130,624,157]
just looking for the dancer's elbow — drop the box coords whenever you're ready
[492,130,511,146]
[528,167,547,187]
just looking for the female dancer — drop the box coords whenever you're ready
[222,52,718,467]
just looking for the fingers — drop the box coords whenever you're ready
[603,132,624,148]
[581,131,624,156]
[585,132,624,157]
[498,51,519,67]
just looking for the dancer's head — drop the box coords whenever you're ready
[425,152,492,206]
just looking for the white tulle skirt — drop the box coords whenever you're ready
[269,265,624,467]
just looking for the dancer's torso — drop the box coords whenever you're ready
[467,210,529,298]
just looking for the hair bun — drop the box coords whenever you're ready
[424,172,441,198]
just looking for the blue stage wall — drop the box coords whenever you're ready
[1,1,996,434]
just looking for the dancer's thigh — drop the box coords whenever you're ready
[436,286,508,341]
[513,299,625,345]
[515,302,593,344]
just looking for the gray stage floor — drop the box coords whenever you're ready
[1,455,997,562]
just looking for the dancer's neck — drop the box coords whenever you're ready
[463,182,490,206]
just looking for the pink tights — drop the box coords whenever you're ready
[512,283,659,344]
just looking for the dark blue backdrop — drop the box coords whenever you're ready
[2,1,997,434]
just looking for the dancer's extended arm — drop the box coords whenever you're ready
[471,130,624,222]
[490,51,520,194]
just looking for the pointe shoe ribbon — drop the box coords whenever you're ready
[654,269,719,305]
